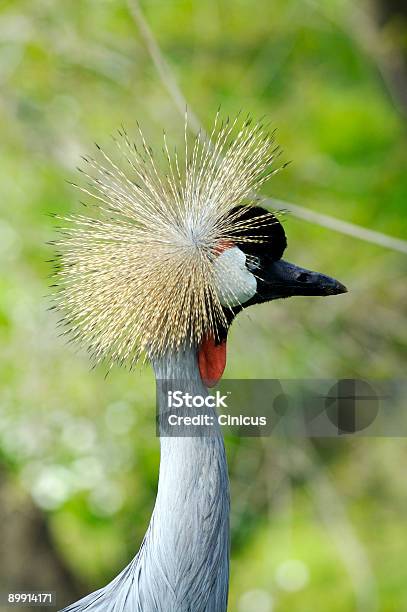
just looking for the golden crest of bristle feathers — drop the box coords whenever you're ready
[52,113,282,369]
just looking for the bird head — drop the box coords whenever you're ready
[218,205,346,304]
[52,114,346,383]
[198,205,347,386]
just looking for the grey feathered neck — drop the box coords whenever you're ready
[61,347,230,612]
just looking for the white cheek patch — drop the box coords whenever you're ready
[213,246,257,307]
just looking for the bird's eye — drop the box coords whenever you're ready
[246,255,261,272]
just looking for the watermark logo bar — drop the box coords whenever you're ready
[156,379,405,437]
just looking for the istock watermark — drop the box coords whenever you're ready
[156,379,406,437]
[167,390,230,409]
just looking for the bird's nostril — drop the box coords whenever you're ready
[297,272,310,283]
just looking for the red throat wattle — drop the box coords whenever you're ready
[197,238,233,387]
[198,335,227,388]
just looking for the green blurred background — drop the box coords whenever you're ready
[0,0,406,610]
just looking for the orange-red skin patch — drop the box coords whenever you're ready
[213,239,235,255]
[198,335,227,388]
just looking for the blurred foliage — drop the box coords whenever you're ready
[0,0,406,610]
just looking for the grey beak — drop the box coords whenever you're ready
[256,259,347,301]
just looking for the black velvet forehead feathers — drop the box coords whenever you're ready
[229,205,287,260]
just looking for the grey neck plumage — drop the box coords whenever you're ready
[62,346,230,612]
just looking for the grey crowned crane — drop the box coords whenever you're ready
[53,114,346,612]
